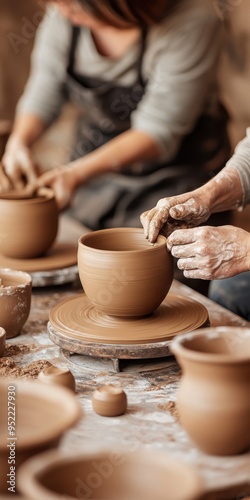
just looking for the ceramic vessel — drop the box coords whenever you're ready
[17,449,203,500]
[78,228,173,317]
[0,268,32,339]
[0,327,6,357]
[38,366,75,392]
[92,385,127,417]
[171,327,250,456]
[0,378,82,494]
[0,187,58,259]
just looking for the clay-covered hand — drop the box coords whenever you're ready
[167,225,250,280]
[1,138,37,191]
[140,191,211,242]
[34,165,76,210]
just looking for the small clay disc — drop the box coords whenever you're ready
[92,385,127,417]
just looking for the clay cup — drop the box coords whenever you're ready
[0,187,58,259]
[17,449,203,500]
[171,327,250,456]
[0,378,82,494]
[78,228,173,317]
[38,366,76,392]
[0,268,32,339]
[92,385,127,417]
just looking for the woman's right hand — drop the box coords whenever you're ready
[140,190,212,242]
[0,137,38,192]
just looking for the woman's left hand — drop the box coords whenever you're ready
[167,225,250,280]
[33,165,76,210]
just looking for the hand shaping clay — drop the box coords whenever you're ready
[0,268,32,339]
[0,328,6,357]
[92,385,127,417]
[38,365,75,391]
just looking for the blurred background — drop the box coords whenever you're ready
[1,0,250,229]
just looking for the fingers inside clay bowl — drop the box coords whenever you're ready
[0,187,58,259]
[171,327,250,456]
[0,378,82,494]
[0,327,6,357]
[17,449,204,500]
[38,366,76,391]
[78,228,174,317]
[0,268,32,339]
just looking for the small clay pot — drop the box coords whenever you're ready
[0,327,6,357]
[0,187,58,259]
[78,228,173,317]
[18,449,204,500]
[92,385,127,417]
[0,268,32,339]
[0,378,82,494]
[171,327,250,456]
[38,366,75,392]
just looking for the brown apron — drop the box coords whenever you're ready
[65,26,230,230]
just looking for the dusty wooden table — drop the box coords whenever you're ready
[2,273,250,499]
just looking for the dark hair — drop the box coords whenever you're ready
[46,0,179,27]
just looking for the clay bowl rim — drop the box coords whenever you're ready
[171,327,250,364]
[0,379,82,451]
[78,227,167,255]
[0,268,32,290]
[17,448,204,500]
[0,187,55,203]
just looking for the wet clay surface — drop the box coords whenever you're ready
[1,279,250,497]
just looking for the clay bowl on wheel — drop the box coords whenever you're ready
[17,449,204,500]
[78,228,173,317]
[0,187,58,259]
[0,378,82,494]
[0,268,32,339]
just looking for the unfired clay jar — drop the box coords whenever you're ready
[171,327,250,456]
[0,327,6,357]
[17,449,204,500]
[0,268,32,339]
[38,365,76,392]
[92,385,127,417]
[0,187,58,259]
[78,228,173,317]
[0,378,82,494]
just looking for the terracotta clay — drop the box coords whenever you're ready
[17,449,204,500]
[92,385,127,417]
[171,327,250,456]
[0,268,32,339]
[0,327,6,357]
[38,365,75,392]
[0,187,58,259]
[0,378,82,494]
[49,292,209,345]
[0,242,77,273]
[78,228,174,317]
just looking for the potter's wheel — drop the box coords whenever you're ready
[48,292,209,359]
